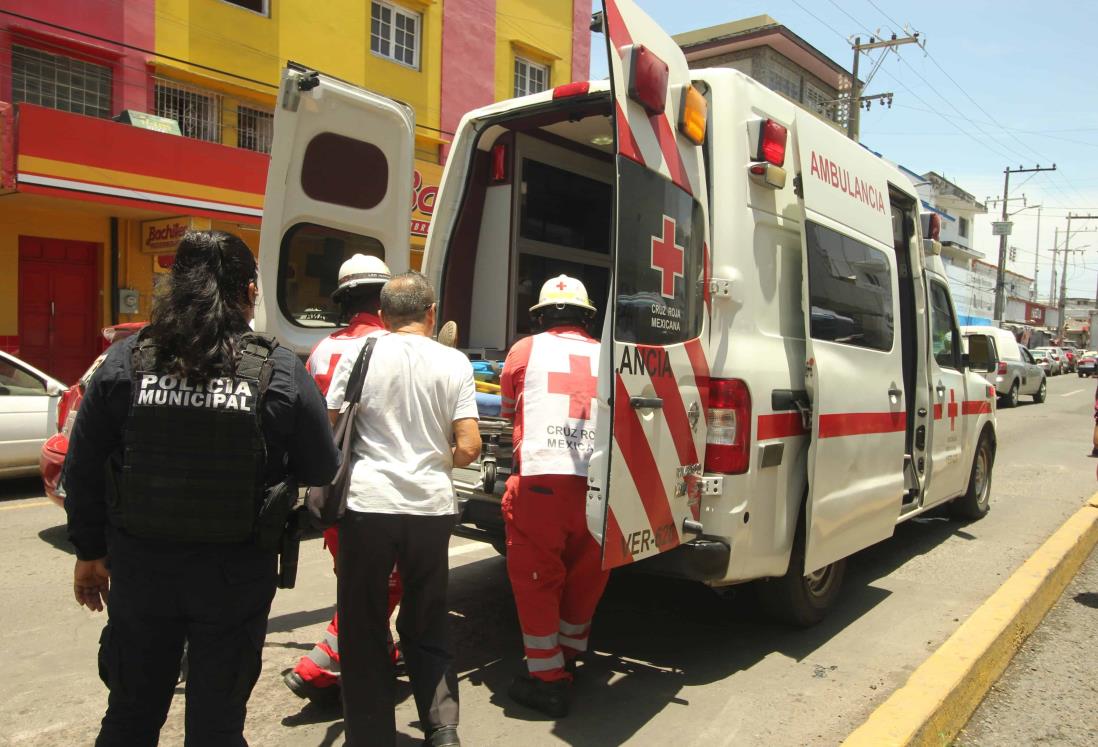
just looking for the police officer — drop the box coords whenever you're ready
[285,253,404,705]
[65,230,339,746]
[500,275,609,718]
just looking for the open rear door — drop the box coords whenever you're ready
[586,0,712,570]
[256,64,415,353]
[793,112,904,573]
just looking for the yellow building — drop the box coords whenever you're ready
[0,0,591,380]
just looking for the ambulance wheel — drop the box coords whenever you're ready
[1033,379,1047,403]
[482,462,497,494]
[951,431,994,520]
[757,510,845,627]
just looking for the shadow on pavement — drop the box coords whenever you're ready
[1072,591,1098,609]
[0,476,48,502]
[38,523,74,554]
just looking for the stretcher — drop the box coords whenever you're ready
[452,415,514,551]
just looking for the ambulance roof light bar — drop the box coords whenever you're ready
[553,81,591,99]
[626,44,668,115]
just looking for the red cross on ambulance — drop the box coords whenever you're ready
[547,354,597,420]
[650,214,684,299]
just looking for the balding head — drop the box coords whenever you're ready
[380,272,436,329]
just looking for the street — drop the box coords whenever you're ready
[0,373,1094,747]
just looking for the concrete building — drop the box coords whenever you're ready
[0,0,591,380]
[673,15,852,130]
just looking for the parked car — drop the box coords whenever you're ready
[40,323,145,505]
[1059,347,1077,372]
[1077,351,1098,377]
[962,325,1045,405]
[1030,349,1054,375]
[1,351,67,480]
[1032,347,1064,375]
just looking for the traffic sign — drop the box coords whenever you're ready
[991,221,1013,236]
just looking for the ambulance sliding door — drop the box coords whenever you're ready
[256,64,415,354]
[793,113,905,573]
[587,0,711,570]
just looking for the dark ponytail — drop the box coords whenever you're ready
[146,230,257,382]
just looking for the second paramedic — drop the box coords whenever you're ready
[284,253,404,705]
[500,274,609,718]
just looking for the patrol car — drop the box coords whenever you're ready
[256,0,998,624]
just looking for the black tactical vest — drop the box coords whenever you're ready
[112,332,277,543]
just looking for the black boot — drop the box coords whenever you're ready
[424,725,460,746]
[508,675,571,718]
[282,671,341,709]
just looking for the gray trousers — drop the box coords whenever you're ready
[337,511,458,746]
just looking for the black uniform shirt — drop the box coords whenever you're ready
[64,335,339,560]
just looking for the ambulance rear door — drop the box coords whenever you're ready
[587,0,712,570]
[793,112,905,573]
[256,64,415,353]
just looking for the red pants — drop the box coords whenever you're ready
[503,473,610,682]
[293,527,402,688]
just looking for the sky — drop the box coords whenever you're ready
[589,0,1098,302]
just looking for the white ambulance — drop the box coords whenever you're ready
[256,0,998,624]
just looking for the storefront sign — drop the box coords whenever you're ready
[141,216,211,253]
[411,161,442,238]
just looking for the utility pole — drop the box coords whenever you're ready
[993,164,1057,321]
[1057,213,1098,340]
[1033,206,1042,299]
[847,33,921,141]
[1049,226,1059,307]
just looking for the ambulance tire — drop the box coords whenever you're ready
[951,431,994,520]
[757,509,845,628]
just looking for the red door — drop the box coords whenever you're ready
[18,237,100,384]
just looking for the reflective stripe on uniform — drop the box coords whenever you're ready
[523,632,559,650]
[558,634,587,652]
[526,653,565,672]
[558,618,589,636]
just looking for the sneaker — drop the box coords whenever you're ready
[508,675,570,718]
[423,725,460,746]
[283,671,341,708]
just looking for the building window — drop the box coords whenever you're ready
[804,81,841,124]
[238,105,273,153]
[155,79,223,143]
[958,216,969,238]
[220,0,269,15]
[11,45,112,118]
[371,1,420,68]
[514,56,549,97]
[763,60,801,100]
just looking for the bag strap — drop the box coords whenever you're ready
[236,332,279,396]
[344,336,379,406]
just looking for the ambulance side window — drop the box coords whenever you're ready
[805,221,894,351]
[278,223,384,327]
[929,281,960,369]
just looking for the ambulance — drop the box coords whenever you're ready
[256,0,998,624]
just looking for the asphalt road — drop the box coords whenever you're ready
[0,373,1094,747]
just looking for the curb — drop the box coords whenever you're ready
[842,494,1098,747]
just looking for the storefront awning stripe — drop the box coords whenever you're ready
[18,156,264,209]
[18,173,263,218]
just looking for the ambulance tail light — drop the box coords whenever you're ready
[705,379,751,474]
[626,45,669,115]
[491,142,508,183]
[757,119,787,166]
[553,81,590,99]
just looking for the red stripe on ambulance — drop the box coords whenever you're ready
[757,412,807,440]
[603,508,634,567]
[650,108,693,196]
[615,101,645,167]
[818,411,905,438]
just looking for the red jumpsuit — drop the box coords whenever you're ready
[501,325,609,682]
[293,312,403,689]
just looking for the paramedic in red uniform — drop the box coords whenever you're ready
[283,254,403,705]
[501,274,609,718]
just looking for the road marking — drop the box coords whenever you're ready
[0,499,51,512]
[1061,388,1084,397]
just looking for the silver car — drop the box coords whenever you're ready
[963,326,1047,406]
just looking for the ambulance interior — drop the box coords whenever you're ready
[437,95,616,359]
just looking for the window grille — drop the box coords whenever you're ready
[238,105,273,153]
[11,44,112,118]
[154,78,222,143]
[763,61,801,101]
[371,1,420,68]
[514,57,549,98]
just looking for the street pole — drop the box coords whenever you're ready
[1050,226,1058,307]
[1058,219,1071,341]
[847,37,860,140]
[1033,206,1041,300]
[993,164,1057,321]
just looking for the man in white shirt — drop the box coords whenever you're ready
[326,272,480,747]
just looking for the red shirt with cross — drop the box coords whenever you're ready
[305,312,385,397]
[501,325,598,469]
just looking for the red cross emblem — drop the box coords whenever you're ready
[547,354,598,420]
[650,215,684,299]
[556,280,568,291]
[947,388,958,432]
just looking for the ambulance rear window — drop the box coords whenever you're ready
[278,223,384,327]
[301,132,389,210]
[614,158,704,345]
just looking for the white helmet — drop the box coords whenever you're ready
[333,254,391,300]
[530,274,597,314]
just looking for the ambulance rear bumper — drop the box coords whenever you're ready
[630,539,731,582]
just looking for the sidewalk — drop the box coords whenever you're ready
[956,546,1098,746]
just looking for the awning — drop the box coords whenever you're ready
[8,103,268,224]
